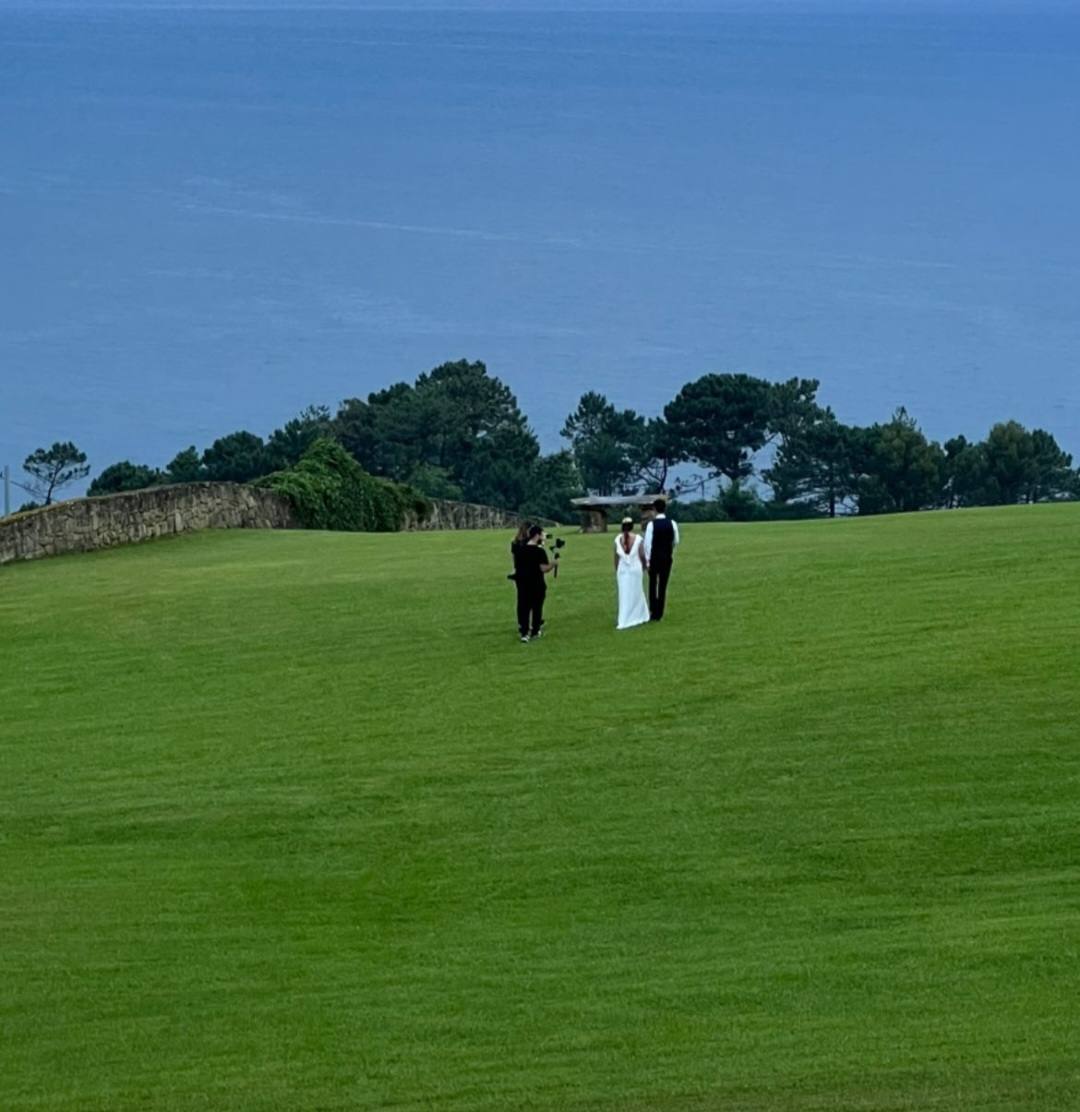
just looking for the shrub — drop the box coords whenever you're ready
[259,438,431,532]
[88,461,163,496]
[668,483,771,523]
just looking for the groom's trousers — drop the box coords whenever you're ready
[648,558,673,621]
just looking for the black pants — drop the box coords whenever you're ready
[517,586,546,637]
[648,558,673,620]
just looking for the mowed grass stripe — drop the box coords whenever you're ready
[1,507,1079,1110]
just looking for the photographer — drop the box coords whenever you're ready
[514,524,555,643]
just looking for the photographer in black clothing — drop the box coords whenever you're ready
[514,525,554,642]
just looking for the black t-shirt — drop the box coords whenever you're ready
[516,543,549,591]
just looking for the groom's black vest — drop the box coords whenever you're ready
[651,517,675,562]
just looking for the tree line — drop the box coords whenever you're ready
[12,359,1078,520]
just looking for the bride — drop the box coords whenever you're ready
[614,516,650,630]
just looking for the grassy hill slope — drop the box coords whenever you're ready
[2,508,1079,1110]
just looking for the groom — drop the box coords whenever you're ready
[643,497,680,622]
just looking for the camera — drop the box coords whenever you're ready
[550,536,565,577]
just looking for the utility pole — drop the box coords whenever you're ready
[2,464,9,518]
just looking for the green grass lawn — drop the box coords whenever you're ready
[2,507,1079,1111]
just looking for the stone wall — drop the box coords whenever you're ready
[0,483,297,566]
[405,499,533,532]
[0,485,547,567]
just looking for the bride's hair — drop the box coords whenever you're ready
[620,517,634,533]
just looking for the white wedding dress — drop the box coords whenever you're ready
[615,533,650,630]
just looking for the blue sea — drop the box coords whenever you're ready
[3,3,1079,484]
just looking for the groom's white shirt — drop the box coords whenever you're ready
[643,514,680,563]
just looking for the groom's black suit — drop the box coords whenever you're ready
[647,516,676,621]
